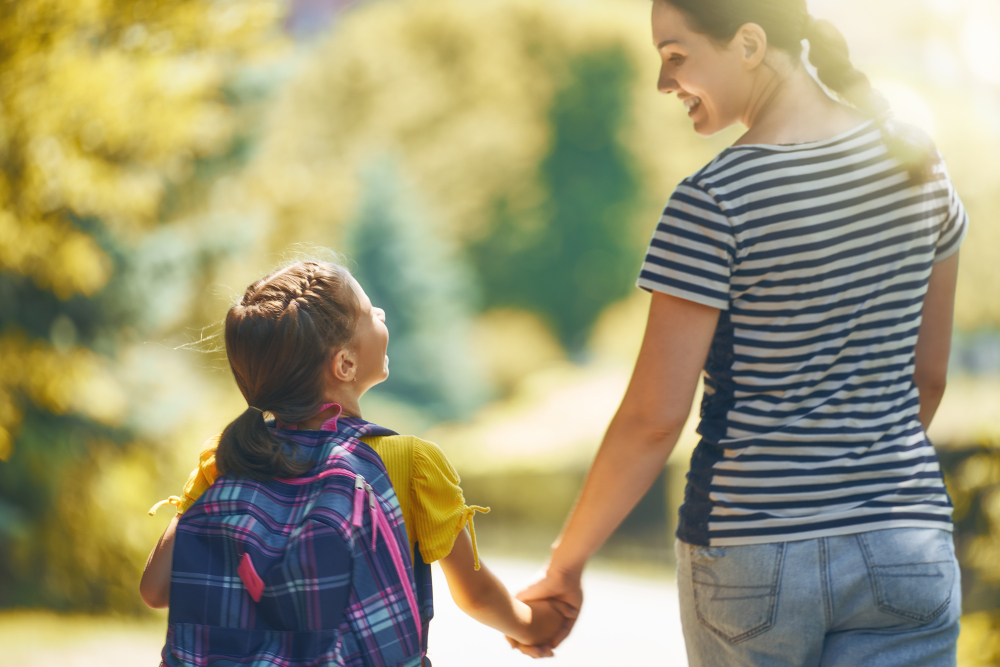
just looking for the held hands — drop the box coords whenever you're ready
[505,564,583,658]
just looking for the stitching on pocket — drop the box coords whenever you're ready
[857,532,954,624]
[691,542,785,644]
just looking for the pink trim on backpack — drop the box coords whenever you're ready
[368,488,422,645]
[318,403,342,431]
[275,403,341,431]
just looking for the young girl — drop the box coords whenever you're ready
[141,259,564,664]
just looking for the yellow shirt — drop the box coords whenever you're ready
[149,434,488,568]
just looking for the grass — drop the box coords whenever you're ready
[0,608,167,667]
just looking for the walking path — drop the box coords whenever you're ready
[0,559,686,666]
[429,559,687,666]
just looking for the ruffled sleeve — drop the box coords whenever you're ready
[410,438,489,569]
[148,435,221,516]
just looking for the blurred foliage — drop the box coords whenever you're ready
[471,45,643,348]
[958,610,1000,667]
[249,0,730,352]
[940,439,1000,612]
[0,0,285,611]
[939,438,1000,667]
[346,161,485,419]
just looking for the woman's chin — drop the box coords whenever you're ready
[692,119,717,136]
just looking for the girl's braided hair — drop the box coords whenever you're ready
[218,260,360,480]
[661,0,938,183]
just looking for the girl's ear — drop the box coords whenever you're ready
[737,22,768,70]
[330,348,358,383]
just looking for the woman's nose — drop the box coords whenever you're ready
[658,67,679,94]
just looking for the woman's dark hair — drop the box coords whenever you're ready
[661,0,937,182]
[217,260,360,480]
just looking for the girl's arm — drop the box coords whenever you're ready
[516,292,719,647]
[913,251,960,431]
[438,527,567,650]
[140,514,178,609]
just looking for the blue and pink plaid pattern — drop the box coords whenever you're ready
[162,418,426,667]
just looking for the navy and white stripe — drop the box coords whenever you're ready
[638,122,968,547]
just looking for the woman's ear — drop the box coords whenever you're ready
[737,22,768,70]
[329,348,358,383]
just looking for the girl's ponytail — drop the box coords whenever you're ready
[804,16,938,183]
[216,260,360,481]
[217,406,311,481]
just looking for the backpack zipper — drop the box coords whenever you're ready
[352,474,366,527]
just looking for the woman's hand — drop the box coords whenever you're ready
[503,563,583,657]
[503,597,576,658]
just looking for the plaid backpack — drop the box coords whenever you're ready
[162,418,427,667]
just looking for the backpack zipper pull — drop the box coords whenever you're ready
[366,482,378,549]
[351,474,365,527]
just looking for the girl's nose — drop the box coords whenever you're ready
[375,308,386,322]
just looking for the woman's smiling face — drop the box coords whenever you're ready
[652,1,752,136]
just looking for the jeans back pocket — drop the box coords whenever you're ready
[690,542,785,643]
[857,528,956,624]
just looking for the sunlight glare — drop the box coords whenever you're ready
[924,0,962,17]
[874,80,938,137]
[962,2,1000,85]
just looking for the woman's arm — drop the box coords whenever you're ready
[438,528,567,651]
[913,251,960,431]
[516,292,719,646]
[140,514,178,609]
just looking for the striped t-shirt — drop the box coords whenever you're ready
[637,122,968,547]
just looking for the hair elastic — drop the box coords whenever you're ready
[248,406,264,414]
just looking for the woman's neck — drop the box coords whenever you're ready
[735,60,866,147]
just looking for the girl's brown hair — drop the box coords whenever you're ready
[217,260,360,480]
[661,0,938,182]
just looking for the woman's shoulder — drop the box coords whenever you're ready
[687,120,882,190]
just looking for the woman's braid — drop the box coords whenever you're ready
[803,15,935,182]
[804,18,890,121]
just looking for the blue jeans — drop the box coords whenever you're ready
[676,529,961,667]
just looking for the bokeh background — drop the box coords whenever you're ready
[1,0,998,664]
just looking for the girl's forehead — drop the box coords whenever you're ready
[347,275,372,310]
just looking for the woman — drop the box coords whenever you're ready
[514,1,966,665]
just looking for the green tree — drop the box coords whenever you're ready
[347,161,485,419]
[0,0,284,612]
[472,46,643,349]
